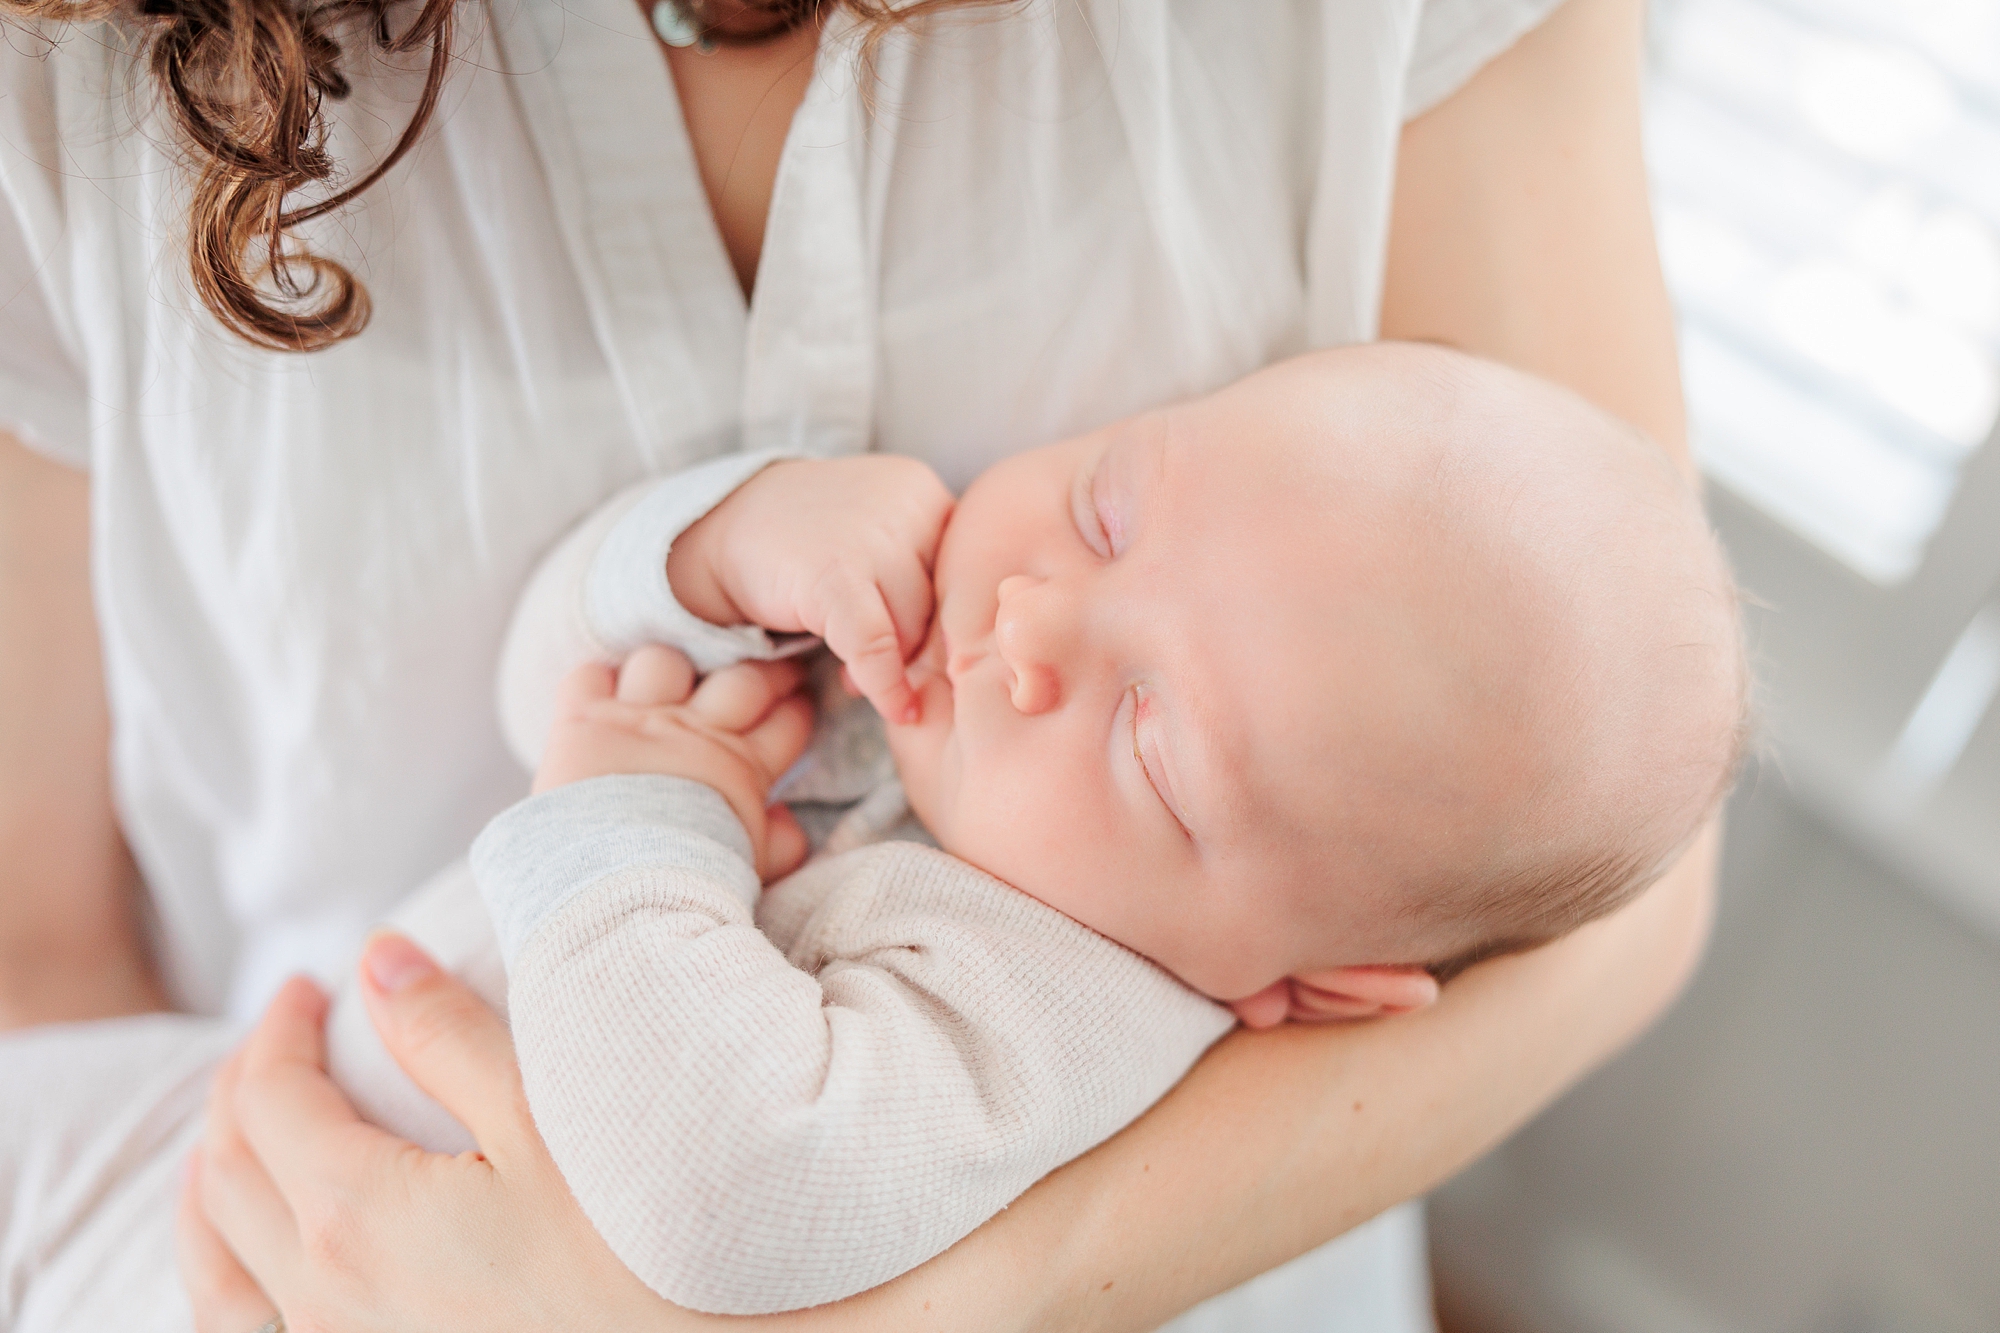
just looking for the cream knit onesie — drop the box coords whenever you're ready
[0,454,1233,1329]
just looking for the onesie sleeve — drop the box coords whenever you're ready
[495,449,807,769]
[1404,0,1567,120]
[471,776,1235,1315]
[0,32,92,468]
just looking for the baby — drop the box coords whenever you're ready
[0,343,1745,1330]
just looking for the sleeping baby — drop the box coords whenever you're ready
[0,343,1745,1329]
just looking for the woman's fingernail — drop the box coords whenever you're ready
[363,932,437,993]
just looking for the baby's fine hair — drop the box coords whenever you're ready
[1424,560,1755,984]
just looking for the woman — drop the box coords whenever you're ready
[0,0,1712,1328]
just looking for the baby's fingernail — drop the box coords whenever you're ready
[900,698,922,725]
[363,932,437,993]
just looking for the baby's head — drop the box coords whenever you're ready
[888,343,1745,1022]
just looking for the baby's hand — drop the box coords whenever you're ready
[666,457,954,725]
[536,645,814,881]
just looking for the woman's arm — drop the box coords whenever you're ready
[184,833,1714,1333]
[185,0,1715,1326]
[979,832,1715,1331]
[821,3,1720,1313]
[0,429,164,1027]
[1381,0,1686,463]
[868,0,1725,1315]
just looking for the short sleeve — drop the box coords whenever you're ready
[0,31,91,468]
[1403,0,1567,121]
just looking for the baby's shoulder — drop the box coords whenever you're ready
[757,841,1235,1055]
[756,841,998,952]
[755,841,1117,971]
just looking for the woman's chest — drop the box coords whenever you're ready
[89,1,1398,487]
[74,0,1409,650]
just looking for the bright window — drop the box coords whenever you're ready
[1649,0,2000,583]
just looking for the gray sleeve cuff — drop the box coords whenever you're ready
[583,450,804,674]
[470,775,759,964]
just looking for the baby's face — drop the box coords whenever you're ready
[884,366,1498,1002]
[883,343,1740,1006]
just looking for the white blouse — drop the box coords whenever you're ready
[0,0,1556,1325]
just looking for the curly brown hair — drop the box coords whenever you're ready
[3,0,1006,352]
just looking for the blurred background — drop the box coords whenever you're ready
[1428,1,2000,1329]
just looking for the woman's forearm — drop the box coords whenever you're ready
[1045,826,1716,1331]
[826,826,1719,1333]
[705,825,1718,1333]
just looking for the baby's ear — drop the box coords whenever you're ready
[1226,981,1295,1029]
[1285,966,1440,1022]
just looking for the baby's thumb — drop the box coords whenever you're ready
[760,803,810,882]
[358,933,530,1158]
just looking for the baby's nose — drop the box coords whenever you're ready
[995,575,1069,714]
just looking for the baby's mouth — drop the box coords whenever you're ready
[906,607,954,696]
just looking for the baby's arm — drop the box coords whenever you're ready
[477,653,1233,1315]
[328,453,949,1154]
[496,451,802,775]
[498,451,951,770]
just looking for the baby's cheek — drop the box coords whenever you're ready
[883,701,954,833]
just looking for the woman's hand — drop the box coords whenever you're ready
[179,936,1049,1333]
[179,946,680,1333]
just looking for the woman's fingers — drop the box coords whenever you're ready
[359,932,532,1158]
[177,1150,282,1333]
[199,1052,304,1300]
[616,644,696,706]
[230,977,388,1207]
[687,658,805,731]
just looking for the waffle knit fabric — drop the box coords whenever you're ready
[472,775,1234,1314]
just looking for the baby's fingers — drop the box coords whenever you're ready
[688,658,806,731]
[820,572,929,725]
[555,662,618,717]
[759,804,809,882]
[616,644,696,707]
[745,693,815,782]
